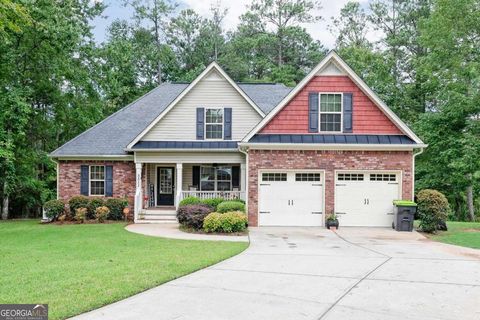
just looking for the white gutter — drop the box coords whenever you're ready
[239,142,428,151]
[412,147,425,200]
[238,146,249,214]
[50,155,134,161]
[126,148,238,153]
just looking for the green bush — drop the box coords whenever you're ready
[87,198,105,219]
[75,207,87,223]
[43,199,65,220]
[417,189,449,233]
[68,196,90,217]
[217,201,245,213]
[179,196,202,207]
[105,198,128,220]
[95,206,110,223]
[203,211,248,233]
[201,198,225,211]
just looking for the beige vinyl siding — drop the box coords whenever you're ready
[141,69,262,141]
[182,164,193,190]
[135,151,245,164]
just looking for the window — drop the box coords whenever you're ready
[337,173,364,181]
[262,173,287,182]
[90,165,105,195]
[295,173,321,182]
[200,166,232,191]
[205,108,223,139]
[320,93,342,132]
[370,173,397,182]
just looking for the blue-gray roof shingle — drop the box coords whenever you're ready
[49,83,292,156]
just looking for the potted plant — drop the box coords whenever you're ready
[326,213,339,229]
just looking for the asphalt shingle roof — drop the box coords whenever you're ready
[49,83,292,156]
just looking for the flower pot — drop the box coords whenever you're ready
[326,219,339,229]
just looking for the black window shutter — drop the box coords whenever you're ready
[343,93,353,133]
[232,166,240,189]
[192,166,200,189]
[224,108,232,140]
[196,108,204,140]
[308,92,319,132]
[105,165,113,197]
[80,165,89,196]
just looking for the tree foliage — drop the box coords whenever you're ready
[1,0,479,221]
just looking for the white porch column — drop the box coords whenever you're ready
[175,163,183,209]
[134,163,143,222]
[240,163,246,201]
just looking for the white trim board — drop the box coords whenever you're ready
[126,62,265,150]
[243,51,424,145]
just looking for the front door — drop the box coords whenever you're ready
[157,167,175,206]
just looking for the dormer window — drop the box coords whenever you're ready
[319,93,342,132]
[205,108,223,139]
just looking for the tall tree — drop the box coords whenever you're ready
[248,0,321,67]
[416,0,480,220]
[329,1,371,49]
[127,0,176,84]
[0,0,104,218]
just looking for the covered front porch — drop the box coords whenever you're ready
[133,152,246,222]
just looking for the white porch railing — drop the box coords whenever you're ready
[181,191,245,201]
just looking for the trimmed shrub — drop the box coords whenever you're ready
[177,204,213,230]
[43,199,65,220]
[95,206,110,223]
[69,196,89,217]
[203,211,248,233]
[217,201,245,213]
[75,207,87,223]
[105,198,129,220]
[417,189,449,233]
[179,196,202,207]
[88,198,105,219]
[203,212,222,233]
[201,198,225,211]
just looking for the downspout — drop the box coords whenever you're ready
[238,146,249,213]
[412,148,424,201]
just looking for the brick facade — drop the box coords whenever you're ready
[58,160,136,216]
[247,149,412,226]
[260,76,402,134]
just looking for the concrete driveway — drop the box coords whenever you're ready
[72,227,480,320]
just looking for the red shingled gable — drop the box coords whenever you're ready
[260,76,402,134]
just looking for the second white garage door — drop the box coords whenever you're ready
[258,171,324,226]
[335,172,401,227]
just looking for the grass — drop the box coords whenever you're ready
[419,221,480,249]
[0,220,248,319]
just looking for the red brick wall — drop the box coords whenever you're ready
[58,160,136,214]
[247,150,412,226]
[260,76,402,134]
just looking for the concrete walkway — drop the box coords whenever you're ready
[72,227,480,320]
[125,223,249,242]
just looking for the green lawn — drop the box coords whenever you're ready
[0,220,248,319]
[427,221,480,249]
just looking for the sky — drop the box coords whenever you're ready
[92,0,375,49]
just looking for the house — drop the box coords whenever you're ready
[49,51,426,227]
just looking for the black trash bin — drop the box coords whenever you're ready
[392,200,417,232]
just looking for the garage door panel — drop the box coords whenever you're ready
[258,172,324,226]
[335,172,400,227]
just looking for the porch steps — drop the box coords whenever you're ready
[137,209,177,223]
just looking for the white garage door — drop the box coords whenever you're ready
[258,172,324,226]
[335,172,400,227]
